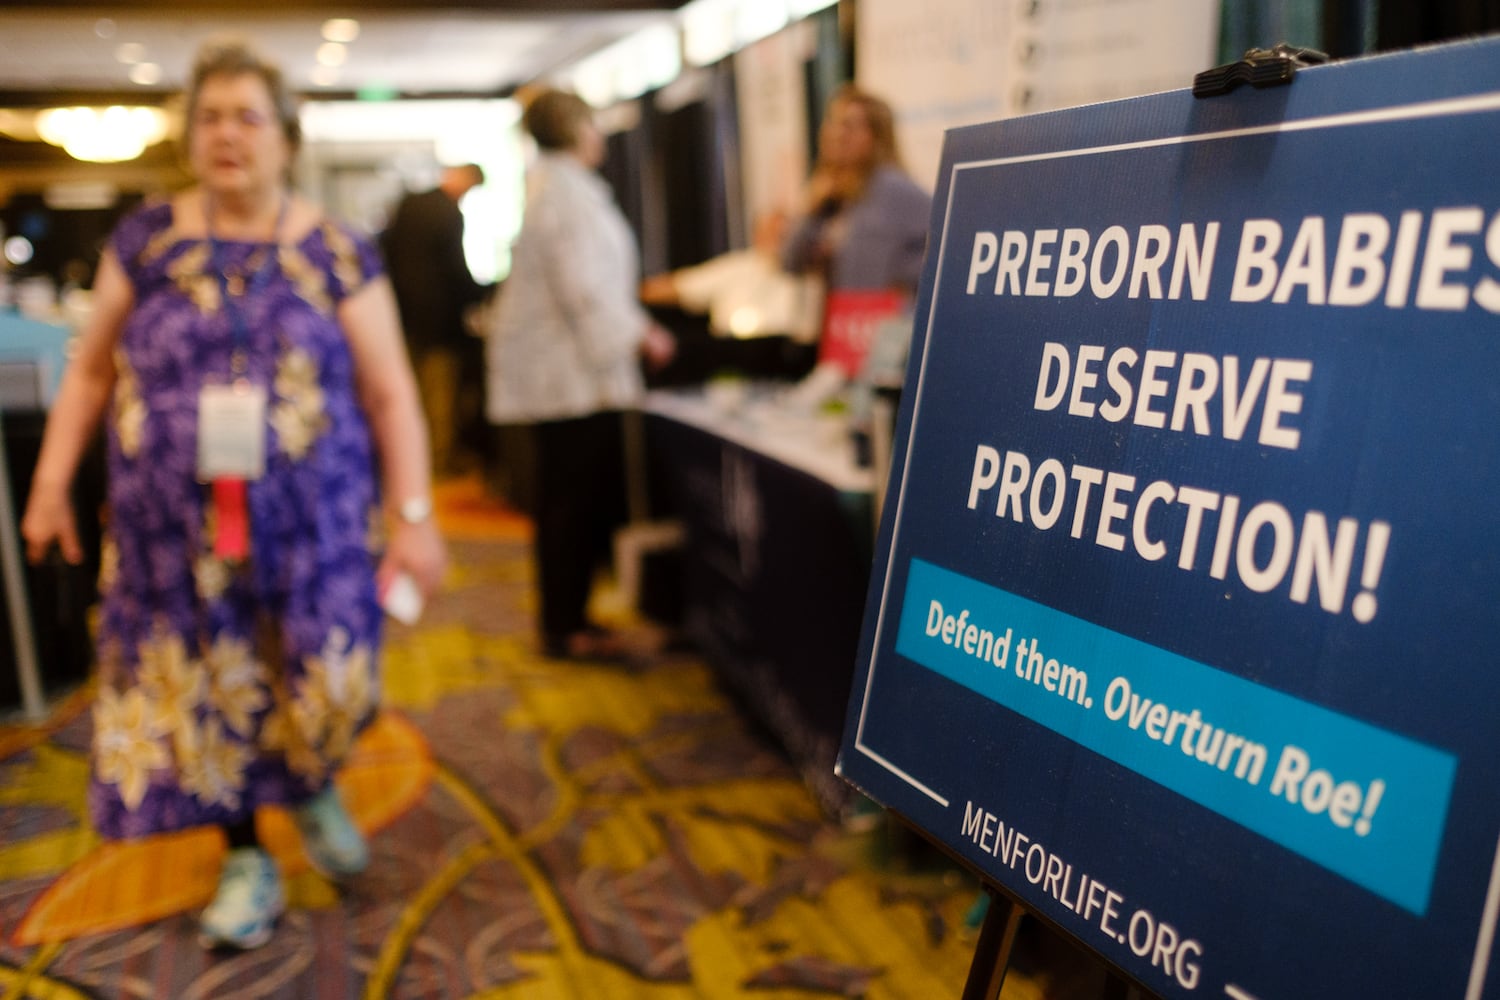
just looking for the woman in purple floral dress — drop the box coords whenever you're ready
[20,40,446,950]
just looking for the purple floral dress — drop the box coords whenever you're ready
[90,199,385,839]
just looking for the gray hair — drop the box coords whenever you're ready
[183,38,301,154]
[521,88,595,152]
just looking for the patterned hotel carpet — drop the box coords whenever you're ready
[0,478,1080,1000]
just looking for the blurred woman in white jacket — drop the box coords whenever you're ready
[486,87,674,660]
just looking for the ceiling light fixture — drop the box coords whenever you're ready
[129,63,162,86]
[316,42,348,68]
[33,105,171,163]
[322,18,361,44]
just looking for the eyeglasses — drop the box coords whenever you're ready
[192,107,274,132]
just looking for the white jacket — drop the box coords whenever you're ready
[485,152,651,423]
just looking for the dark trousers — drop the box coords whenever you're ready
[531,410,628,640]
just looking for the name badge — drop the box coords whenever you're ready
[198,382,267,481]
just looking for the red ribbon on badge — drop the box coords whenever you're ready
[213,477,250,561]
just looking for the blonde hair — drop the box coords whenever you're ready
[827,84,904,176]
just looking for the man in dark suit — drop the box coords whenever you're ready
[382,163,490,476]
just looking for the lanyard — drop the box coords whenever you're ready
[206,192,287,380]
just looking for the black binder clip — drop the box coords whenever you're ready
[1192,43,1329,98]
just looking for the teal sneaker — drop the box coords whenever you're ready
[295,785,369,879]
[199,847,285,950]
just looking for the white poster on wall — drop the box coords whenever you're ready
[854,3,1012,194]
[857,0,1221,192]
[733,21,814,239]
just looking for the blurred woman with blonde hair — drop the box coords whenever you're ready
[782,84,932,293]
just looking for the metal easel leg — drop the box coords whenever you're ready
[1103,973,1147,999]
[0,412,46,720]
[961,890,1026,1000]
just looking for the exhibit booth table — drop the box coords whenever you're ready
[643,387,874,818]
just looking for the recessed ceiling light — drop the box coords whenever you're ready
[5,236,35,267]
[317,42,348,68]
[94,18,116,40]
[115,42,147,65]
[310,66,341,87]
[129,63,162,86]
[322,18,361,44]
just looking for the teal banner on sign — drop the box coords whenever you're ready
[896,557,1455,915]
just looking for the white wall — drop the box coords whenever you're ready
[856,0,1221,192]
[733,21,817,232]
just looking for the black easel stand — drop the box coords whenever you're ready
[1191,42,1327,97]
[961,889,1025,1000]
[961,889,1148,1000]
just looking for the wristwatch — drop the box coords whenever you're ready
[395,496,433,525]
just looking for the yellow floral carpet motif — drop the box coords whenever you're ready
[0,481,1005,999]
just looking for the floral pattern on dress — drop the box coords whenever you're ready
[279,244,331,315]
[98,537,119,595]
[92,685,170,812]
[194,504,237,599]
[111,351,146,459]
[194,552,232,602]
[178,717,254,811]
[302,627,374,761]
[134,624,207,756]
[322,221,367,299]
[138,219,178,267]
[260,627,374,783]
[269,346,328,460]
[166,242,219,315]
[203,634,270,738]
[95,632,270,814]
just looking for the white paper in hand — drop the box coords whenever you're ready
[381,572,424,625]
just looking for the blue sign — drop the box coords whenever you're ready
[839,37,1500,1000]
